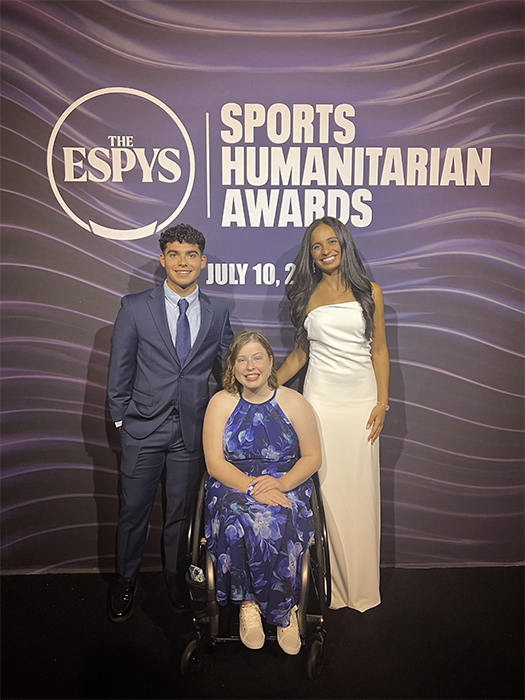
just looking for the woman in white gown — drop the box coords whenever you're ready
[277,217,389,612]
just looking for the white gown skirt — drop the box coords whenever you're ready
[304,303,381,612]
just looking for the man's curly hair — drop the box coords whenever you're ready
[159,223,205,254]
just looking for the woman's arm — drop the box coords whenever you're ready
[203,391,252,492]
[250,388,321,497]
[203,391,293,507]
[276,345,308,385]
[367,283,390,443]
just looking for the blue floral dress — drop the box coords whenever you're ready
[204,389,314,628]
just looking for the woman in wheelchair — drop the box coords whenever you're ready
[202,332,321,655]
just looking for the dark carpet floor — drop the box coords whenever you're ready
[1,567,523,700]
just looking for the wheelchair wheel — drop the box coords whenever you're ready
[310,475,331,611]
[307,634,324,680]
[180,637,202,676]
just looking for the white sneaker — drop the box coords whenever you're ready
[239,601,265,649]
[277,606,301,655]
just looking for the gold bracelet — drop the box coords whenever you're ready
[377,401,390,411]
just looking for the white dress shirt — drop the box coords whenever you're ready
[163,281,201,348]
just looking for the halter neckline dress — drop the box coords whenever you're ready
[205,388,315,626]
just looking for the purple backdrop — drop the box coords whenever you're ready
[1,0,523,573]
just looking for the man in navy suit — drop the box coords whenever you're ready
[107,223,233,621]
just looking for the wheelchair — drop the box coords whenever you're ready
[180,472,331,679]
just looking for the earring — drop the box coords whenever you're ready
[312,261,316,274]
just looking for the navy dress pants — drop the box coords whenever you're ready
[116,413,203,579]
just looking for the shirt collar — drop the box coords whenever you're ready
[163,280,200,308]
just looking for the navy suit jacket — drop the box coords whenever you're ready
[108,284,233,451]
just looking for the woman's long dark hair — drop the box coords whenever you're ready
[286,216,375,351]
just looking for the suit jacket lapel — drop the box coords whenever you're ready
[147,285,180,364]
[183,291,212,366]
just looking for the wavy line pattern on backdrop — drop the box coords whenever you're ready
[1,0,523,571]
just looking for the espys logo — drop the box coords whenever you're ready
[47,87,195,240]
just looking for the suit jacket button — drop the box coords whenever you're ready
[180,374,184,378]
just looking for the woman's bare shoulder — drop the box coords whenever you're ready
[276,385,312,412]
[207,389,239,412]
[371,281,383,297]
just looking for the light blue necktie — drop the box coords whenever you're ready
[176,298,191,365]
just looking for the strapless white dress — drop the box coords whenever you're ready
[304,302,380,612]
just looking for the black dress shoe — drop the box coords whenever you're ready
[108,576,136,622]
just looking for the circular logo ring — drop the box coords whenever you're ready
[47,87,195,240]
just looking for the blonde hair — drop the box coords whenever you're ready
[222,332,279,395]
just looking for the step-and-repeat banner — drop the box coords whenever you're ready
[1,1,523,572]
